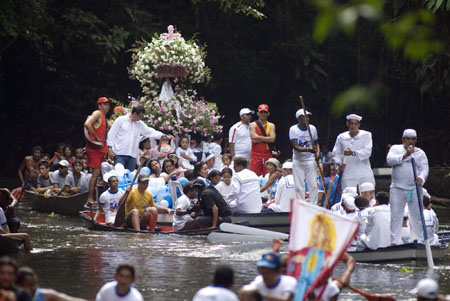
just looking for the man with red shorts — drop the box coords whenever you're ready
[84,97,111,205]
[249,104,276,176]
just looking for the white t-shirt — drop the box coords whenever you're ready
[229,121,251,158]
[215,181,233,198]
[51,170,72,188]
[246,275,297,300]
[225,169,262,213]
[95,281,143,301]
[176,147,196,170]
[270,174,295,212]
[193,285,239,301]
[289,124,318,161]
[98,189,125,224]
[208,142,223,170]
[0,207,7,227]
[173,194,195,231]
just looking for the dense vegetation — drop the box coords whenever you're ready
[1,0,449,177]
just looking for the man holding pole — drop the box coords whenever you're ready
[332,114,375,190]
[289,109,320,205]
[387,129,429,245]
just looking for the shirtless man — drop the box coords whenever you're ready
[84,97,111,205]
[18,146,42,188]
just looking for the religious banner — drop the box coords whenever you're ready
[287,200,359,300]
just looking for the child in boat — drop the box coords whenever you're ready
[215,168,233,199]
[176,136,196,170]
[173,181,197,231]
[208,132,224,171]
[95,175,126,225]
[137,136,151,165]
[423,190,439,246]
[222,153,234,170]
[36,161,56,194]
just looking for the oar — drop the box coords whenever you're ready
[113,159,148,227]
[345,284,395,301]
[208,232,284,243]
[219,223,289,240]
[411,157,434,270]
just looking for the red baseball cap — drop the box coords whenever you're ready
[258,104,269,112]
[97,97,111,104]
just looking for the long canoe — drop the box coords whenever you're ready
[79,210,217,235]
[0,235,24,255]
[348,242,449,263]
[26,191,88,216]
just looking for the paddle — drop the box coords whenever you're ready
[299,96,329,208]
[344,283,395,301]
[219,223,289,240]
[411,157,434,270]
[113,159,148,227]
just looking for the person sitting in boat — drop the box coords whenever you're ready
[317,162,341,208]
[0,208,33,251]
[192,178,232,229]
[0,188,22,233]
[331,186,357,215]
[18,145,42,189]
[192,161,209,185]
[360,182,376,207]
[205,153,216,172]
[240,252,297,301]
[155,135,173,166]
[173,181,198,231]
[167,153,181,171]
[16,266,87,301]
[409,278,446,301]
[222,153,234,171]
[268,161,295,213]
[96,263,143,301]
[354,196,371,248]
[423,189,440,246]
[215,167,233,199]
[51,160,72,194]
[260,158,280,202]
[62,160,88,195]
[160,159,181,182]
[124,174,171,231]
[95,176,126,226]
[208,132,224,171]
[342,195,357,219]
[193,265,238,301]
[226,157,262,214]
[137,136,152,165]
[36,161,56,194]
[147,160,166,190]
[176,135,197,170]
[359,191,391,250]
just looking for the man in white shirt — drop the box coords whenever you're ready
[332,114,375,190]
[107,105,171,171]
[96,263,143,301]
[289,109,320,204]
[387,129,429,245]
[226,157,262,213]
[269,162,295,212]
[193,266,238,301]
[360,191,391,250]
[228,108,254,160]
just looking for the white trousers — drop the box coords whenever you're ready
[293,160,318,205]
[390,187,424,245]
[341,176,375,191]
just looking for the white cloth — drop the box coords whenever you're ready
[172,195,195,231]
[215,181,233,199]
[356,207,373,242]
[245,275,297,299]
[331,202,345,215]
[289,124,318,161]
[107,114,164,158]
[176,147,196,170]
[95,281,143,301]
[208,142,223,170]
[424,208,440,246]
[292,160,318,205]
[0,207,7,227]
[360,204,391,250]
[386,144,429,189]
[148,177,166,191]
[228,121,251,158]
[193,285,239,301]
[98,189,124,224]
[312,278,341,301]
[51,170,72,188]
[225,169,262,213]
[269,174,295,212]
[332,130,375,189]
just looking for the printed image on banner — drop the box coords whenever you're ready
[287,200,359,300]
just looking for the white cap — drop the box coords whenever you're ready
[295,109,311,119]
[239,108,254,116]
[205,153,215,162]
[343,195,356,210]
[403,129,417,138]
[422,188,431,199]
[409,278,438,299]
[342,187,358,198]
[346,114,362,122]
[58,160,70,167]
[282,162,293,169]
[359,182,374,193]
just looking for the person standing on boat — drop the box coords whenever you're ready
[229,108,254,160]
[249,104,276,176]
[387,129,429,245]
[332,114,375,190]
[84,97,111,206]
[289,108,320,204]
[96,263,143,301]
[107,105,172,171]
[193,265,239,301]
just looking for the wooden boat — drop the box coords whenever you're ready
[348,242,449,263]
[79,210,217,235]
[157,211,290,233]
[25,191,88,216]
[0,235,24,255]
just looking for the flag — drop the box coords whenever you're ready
[287,200,359,300]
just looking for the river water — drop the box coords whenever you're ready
[8,198,450,301]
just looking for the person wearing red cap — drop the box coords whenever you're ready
[84,97,111,205]
[249,104,276,176]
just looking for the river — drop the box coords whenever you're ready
[7,198,450,301]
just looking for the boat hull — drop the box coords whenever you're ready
[0,235,23,255]
[26,191,88,216]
